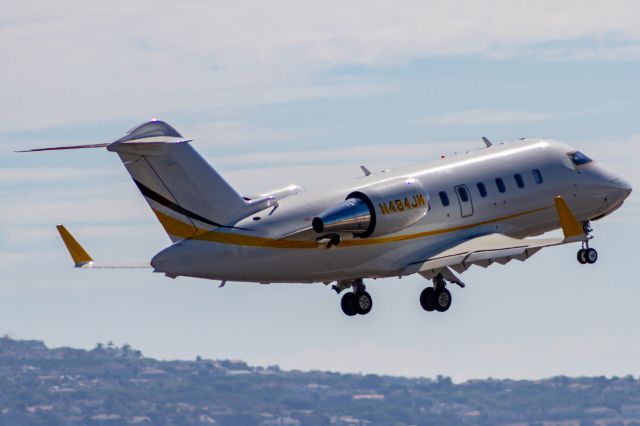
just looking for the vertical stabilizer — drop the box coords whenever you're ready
[107,120,252,242]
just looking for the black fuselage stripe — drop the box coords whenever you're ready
[133,179,248,230]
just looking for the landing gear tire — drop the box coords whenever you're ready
[341,292,358,316]
[577,248,598,264]
[420,287,437,312]
[354,291,373,315]
[434,288,452,312]
[577,249,587,264]
[578,221,598,265]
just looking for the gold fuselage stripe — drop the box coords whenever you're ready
[151,204,554,249]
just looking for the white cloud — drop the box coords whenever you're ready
[421,109,550,126]
[0,167,117,183]
[216,142,473,168]
[2,223,159,247]
[189,120,318,148]
[1,1,640,133]
[0,195,146,227]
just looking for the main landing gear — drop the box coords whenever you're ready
[420,273,454,313]
[577,221,598,265]
[334,279,373,316]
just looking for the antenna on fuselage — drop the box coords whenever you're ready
[481,137,493,147]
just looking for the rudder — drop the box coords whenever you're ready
[107,120,253,241]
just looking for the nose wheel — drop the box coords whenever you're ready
[338,279,373,316]
[577,222,598,264]
[577,247,598,264]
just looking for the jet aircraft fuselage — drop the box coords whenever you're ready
[150,138,631,283]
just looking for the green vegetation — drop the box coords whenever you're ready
[1,336,639,425]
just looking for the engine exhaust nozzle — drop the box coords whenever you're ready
[312,197,372,235]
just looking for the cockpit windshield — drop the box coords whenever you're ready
[568,151,593,166]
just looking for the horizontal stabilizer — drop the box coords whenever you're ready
[56,225,150,269]
[15,143,110,153]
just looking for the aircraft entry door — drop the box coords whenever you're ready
[454,184,474,217]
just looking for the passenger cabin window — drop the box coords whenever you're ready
[457,186,469,202]
[568,151,593,166]
[477,182,487,197]
[532,169,543,184]
[514,173,525,189]
[495,178,506,193]
[439,191,450,207]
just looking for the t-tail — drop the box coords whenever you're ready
[19,120,275,242]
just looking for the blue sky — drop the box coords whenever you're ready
[1,1,639,381]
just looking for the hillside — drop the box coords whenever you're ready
[1,336,639,425]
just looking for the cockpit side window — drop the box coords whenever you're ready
[568,151,593,166]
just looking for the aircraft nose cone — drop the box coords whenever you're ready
[611,177,632,197]
[602,177,633,215]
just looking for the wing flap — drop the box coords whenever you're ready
[404,233,570,276]
[405,196,589,277]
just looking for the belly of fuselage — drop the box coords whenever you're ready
[150,207,558,283]
[151,237,423,282]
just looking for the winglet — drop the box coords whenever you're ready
[56,225,93,267]
[553,197,584,239]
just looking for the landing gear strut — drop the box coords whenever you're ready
[577,221,598,265]
[338,279,373,316]
[420,273,453,313]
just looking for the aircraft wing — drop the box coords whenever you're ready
[57,225,150,269]
[403,233,582,278]
[403,196,589,282]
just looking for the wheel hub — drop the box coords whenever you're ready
[358,296,370,310]
[438,292,450,307]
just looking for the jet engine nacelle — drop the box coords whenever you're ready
[312,178,428,238]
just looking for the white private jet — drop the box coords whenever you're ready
[21,120,632,316]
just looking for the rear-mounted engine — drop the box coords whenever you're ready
[312,178,428,238]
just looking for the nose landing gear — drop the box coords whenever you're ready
[577,221,598,264]
[336,279,373,316]
[577,246,598,264]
